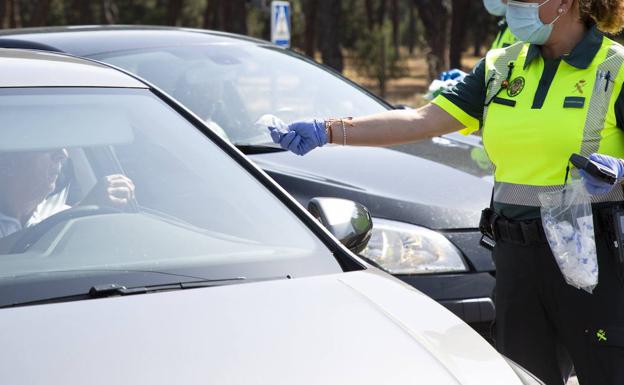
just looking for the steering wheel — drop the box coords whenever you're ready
[10,205,122,254]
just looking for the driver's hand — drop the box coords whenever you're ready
[79,174,135,208]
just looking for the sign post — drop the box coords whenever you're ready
[271,1,291,48]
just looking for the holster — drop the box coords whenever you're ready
[479,208,498,250]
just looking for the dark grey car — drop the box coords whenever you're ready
[0,26,496,337]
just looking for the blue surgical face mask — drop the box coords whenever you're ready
[483,0,507,16]
[506,0,563,45]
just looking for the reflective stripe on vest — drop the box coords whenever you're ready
[483,39,624,206]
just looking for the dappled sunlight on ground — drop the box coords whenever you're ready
[342,48,482,108]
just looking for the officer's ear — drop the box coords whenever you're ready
[559,0,577,16]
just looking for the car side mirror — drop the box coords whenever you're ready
[307,197,373,254]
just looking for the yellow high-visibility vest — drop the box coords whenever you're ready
[480,38,624,206]
[491,24,517,50]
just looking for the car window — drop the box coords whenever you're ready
[93,42,492,177]
[0,88,341,299]
[94,44,388,145]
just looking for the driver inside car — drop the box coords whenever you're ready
[0,148,135,238]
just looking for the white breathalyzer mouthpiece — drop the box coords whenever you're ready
[254,114,288,134]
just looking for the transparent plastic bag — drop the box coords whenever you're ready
[538,179,598,293]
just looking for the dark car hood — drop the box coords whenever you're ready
[250,145,493,230]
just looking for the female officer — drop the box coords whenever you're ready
[270,1,624,384]
[484,0,518,49]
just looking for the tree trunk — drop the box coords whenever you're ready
[1,0,9,28]
[450,0,469,69]
[167,0,183,26]
[379,33,387,98]
[203,0,219,29]
[318,0,343,73]
[407,2,415,54]
[4,0,21,27]
[100,0,118,24]
[390,0,399,53]
[222,0,247,34]
[364,0,374,29]
[30,0,51,26]
[375,0,386,26]
[413,0,451,81]
[67,0,94,24]
[302,0,318,57]
[471,6,490,57]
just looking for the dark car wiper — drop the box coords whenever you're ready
[234,143,286,155]
[1,275,291,309]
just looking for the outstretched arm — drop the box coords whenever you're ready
[269,60,485,155]
[326,103,466,147]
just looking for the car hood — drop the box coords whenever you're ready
[251,145,493,229]
[0,270,521,385]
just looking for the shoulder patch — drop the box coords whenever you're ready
[507,76,525,97]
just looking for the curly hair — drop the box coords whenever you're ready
[578,0,624,34]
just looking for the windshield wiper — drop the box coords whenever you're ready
[88,277,247,298]
[234,144,286,155]
[0,275,291,309]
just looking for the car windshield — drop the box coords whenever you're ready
[94,44,388,146]
[0,87,341,305]
[94,42,492,177]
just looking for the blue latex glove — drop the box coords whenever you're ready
[439,68,466,81]
[579,153,624,195]
[268,119,327,156]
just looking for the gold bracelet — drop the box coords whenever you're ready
[324,120,333,143]
[325,118,352,146]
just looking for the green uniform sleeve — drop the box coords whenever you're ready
[431,58,486,135]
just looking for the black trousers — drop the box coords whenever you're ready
[494,231,624,385]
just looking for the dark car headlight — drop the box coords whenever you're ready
[360,218,468,274]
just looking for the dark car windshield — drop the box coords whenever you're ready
[0,87,341,305]
[93,42,492,177]
[94,44,387,146]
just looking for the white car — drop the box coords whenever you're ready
[0,48,541,385]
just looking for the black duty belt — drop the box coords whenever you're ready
[480,204,622,248]
[479,208,547,247]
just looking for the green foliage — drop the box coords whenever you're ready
[179,0,205,27]
[247,5,269,40]
[353,21,406,96]
[340,0,368,49]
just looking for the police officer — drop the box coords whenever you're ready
[484,0,518,49]
[270,1,624,384]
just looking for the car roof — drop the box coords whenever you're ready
[0,48,147,88]
[0,25,271,57]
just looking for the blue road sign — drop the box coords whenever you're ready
[271,1,291,48]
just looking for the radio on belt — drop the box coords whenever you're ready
[569,153,617,185]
